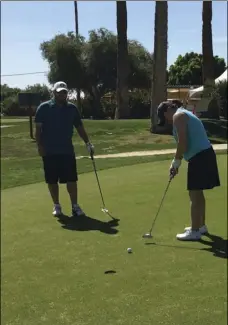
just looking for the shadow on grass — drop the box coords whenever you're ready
[199,233,228,259]
[56,214,119,235]
[145,233,227,259]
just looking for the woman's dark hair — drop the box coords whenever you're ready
[171,100,183,108]
[157,101,171,126]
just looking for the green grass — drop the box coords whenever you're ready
[2,156,227,325]
[1,154,175,190]
[1,118,175,189]
[1,118,227,189]
[1,119,176,159]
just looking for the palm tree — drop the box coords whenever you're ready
[202,0,214,91]
[150,1,168,133]
[74,1,81,113]
[202,1,219,118]
[115,1,130,119]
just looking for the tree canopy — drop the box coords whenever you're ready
[168,52,226,86]
[40,28,153,96]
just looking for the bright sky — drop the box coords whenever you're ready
[1,1,227,89]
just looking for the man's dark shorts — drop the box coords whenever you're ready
[42,154,78,184]
[187,146,220,191]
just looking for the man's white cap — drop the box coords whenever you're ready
[52,81,68,93]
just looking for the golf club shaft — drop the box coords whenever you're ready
[149,179,171,233]
[91,156,106,208]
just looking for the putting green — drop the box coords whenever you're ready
[2,157,227,325]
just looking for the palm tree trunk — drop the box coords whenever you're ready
[150,1,168,133]
[115,1,130,119]
[202,0,214,90]
[74,1,81,114]
[202,1,219,118]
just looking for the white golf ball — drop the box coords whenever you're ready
[127,247,132,253]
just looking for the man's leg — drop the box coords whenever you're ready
[48,183,60,205]
[189,190,205,230]
[60,155,85,216]
[66,181,77,205]
[42,155,62,216]
[66,181,85,216]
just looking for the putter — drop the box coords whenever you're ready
[90,153,115,220]
[143,176,172,239]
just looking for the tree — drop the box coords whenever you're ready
[202,1,220,119]
[24,84,51,101]
[202,1,214,90]
[0,84,21,101]
[128,40,153,90]
[168,52,226,86]
[84,28,118,117]
[115,1,130,119]
[40,32,86,90]
[40,28,153,118]
[150,1,168,133]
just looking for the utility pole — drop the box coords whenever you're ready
[74,1,81,113]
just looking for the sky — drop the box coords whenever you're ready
[1,1,227,89]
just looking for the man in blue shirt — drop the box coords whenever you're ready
[35,81,94,217]
[157,101,220,241]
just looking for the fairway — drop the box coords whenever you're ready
[2,156,227,325]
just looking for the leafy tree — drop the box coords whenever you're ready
[168,52,226,86]
[40,32,86,90]
[1,83,51,116]
[0,84,21,101]
[40,28,153,118]
[24,84,51,101]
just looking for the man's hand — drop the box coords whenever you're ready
[86,142,95,157]
[169,158,181,178]
[38,145,45,157]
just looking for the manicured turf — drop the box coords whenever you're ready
[1,118,227,189]
[1,118,176,189]
[2,156,227,325]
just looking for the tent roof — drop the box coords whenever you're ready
[188,69,227,98]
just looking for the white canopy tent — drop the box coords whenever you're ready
[188,69,227,99]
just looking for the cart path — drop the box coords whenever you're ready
[77,143,227,160]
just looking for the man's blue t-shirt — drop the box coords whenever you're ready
[34,99,82,155]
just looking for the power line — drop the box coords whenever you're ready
[1,71,48,77]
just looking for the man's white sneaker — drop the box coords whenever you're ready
[176,229,202,241]
[52,205,62,217]
[184,225,208,235]
[72,204,85,217]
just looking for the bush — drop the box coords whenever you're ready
[129,89,150,119]
[2,96,28,116]
[210,81,227,118]
[100,89,151,119]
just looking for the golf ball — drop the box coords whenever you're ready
[127,248,132,253]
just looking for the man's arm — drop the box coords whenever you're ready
[73,105,90,143]
[73,105,94,156]
[76,124,90,144]
[35,123,42,146]
[173,112,188,160]
[34,104,45,156]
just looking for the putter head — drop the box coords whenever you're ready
[142,233,153,239]
[101,208,109,213]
